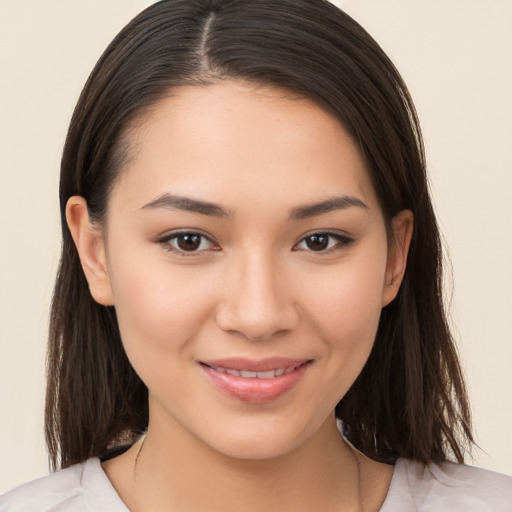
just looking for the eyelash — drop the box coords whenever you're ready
[294,231,355,254]
[157,231,220,257]
[157,231,354,257]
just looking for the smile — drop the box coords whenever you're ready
[205,365,299,379]
[199,358,312,403]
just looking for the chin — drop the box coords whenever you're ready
[209,429,306,461]
[197,411,330,462]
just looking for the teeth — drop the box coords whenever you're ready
[257,370,277,379]
[210,365,299,378]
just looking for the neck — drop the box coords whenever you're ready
[128,414,362,512]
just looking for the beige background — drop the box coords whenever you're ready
[0,0,510,493]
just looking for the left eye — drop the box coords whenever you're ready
[295,233,352,252]
[162,233,216,253]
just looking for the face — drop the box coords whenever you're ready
[70,81,411,461]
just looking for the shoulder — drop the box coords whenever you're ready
[381,458,512,511]
[0,460,87,512]
[0,458,127,512]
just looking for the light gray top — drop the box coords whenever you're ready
[1,457,511,511]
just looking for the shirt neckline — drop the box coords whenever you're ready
[84,456,411,512]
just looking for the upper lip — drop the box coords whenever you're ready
[200,357,311,372]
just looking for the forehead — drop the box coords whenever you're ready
[111,81,378,215]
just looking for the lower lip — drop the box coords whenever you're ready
[200,363,310,404]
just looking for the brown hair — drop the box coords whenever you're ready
[46,0,473,470]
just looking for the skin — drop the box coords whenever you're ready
[67,81,413,511]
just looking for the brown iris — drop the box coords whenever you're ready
[304,234,330,251]
[176,234,202,251]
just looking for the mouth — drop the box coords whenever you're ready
[204,366,295,379]
[199,358,312,404]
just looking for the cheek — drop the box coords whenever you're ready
[301,252,387,390]
[306,254,387,339]
[107,252,215,374]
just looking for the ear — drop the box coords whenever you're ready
[66,196,114,306]
[381,209,414,307]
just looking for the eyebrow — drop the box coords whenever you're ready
[141,193,233,218]
[288,196,368,220]
[141,193,368,220]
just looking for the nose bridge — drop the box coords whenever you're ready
[216,246,299,340]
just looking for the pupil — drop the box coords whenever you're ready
[306,234,329,251]
[178,234,201,251]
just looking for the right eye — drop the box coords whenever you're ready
[158,232,219,256]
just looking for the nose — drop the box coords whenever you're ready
[215,252,300,341]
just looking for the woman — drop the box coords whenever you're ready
[1,0,511,510]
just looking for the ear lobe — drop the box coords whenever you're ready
[381,209,414,307]
[66,196,114,306]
